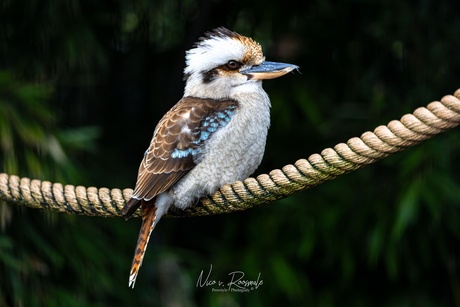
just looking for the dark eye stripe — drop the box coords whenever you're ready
[200,61,242,84]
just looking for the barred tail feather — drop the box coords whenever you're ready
[128,202,158,288]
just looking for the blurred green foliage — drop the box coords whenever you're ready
[1,0,460,306]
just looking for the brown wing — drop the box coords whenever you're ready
[122,97,238,218]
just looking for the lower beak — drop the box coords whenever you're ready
[241,61,299,80]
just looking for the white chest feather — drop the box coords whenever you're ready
[171,88,271,209]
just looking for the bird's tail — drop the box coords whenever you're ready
[128,202,158,288]
[122,197,142,220]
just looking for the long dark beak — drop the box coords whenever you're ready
[241,61,299,80]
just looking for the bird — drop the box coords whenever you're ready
[122,27,298,288]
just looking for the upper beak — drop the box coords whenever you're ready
[241,61,299,80]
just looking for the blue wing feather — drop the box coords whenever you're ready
[123,97,239,218]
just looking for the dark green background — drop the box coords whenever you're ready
[1,0,460,306]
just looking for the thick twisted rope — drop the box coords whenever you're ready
[1,89,460,218]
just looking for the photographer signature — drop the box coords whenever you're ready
[196,264,263,293]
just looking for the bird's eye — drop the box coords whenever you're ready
[226,60,241,70]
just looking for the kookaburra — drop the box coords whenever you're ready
[122,27,298,288]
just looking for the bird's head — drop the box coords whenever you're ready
[183,27,298,99]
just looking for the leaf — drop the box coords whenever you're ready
[392,179,421,240]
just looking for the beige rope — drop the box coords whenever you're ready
[1,89,460,218]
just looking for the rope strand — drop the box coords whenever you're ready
[1,89,460,218]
